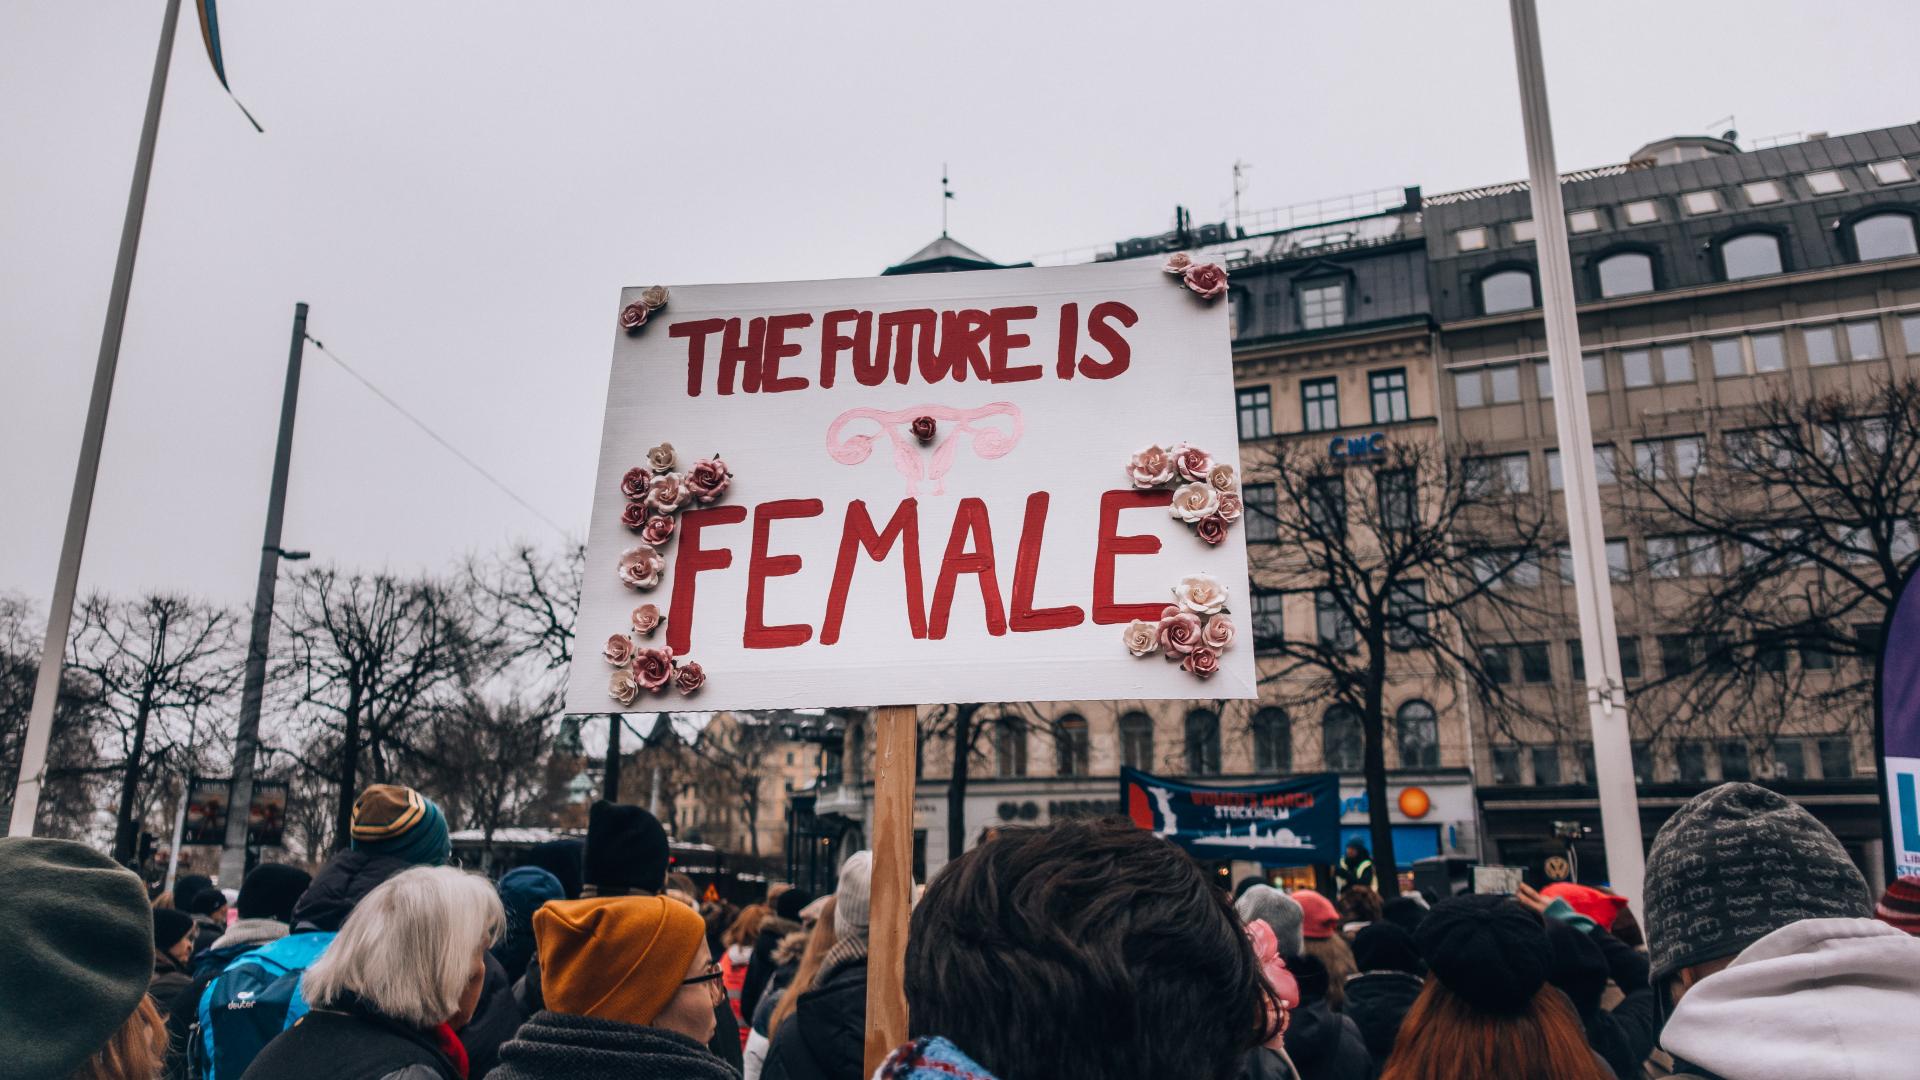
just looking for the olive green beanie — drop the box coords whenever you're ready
[0,837,154,1078]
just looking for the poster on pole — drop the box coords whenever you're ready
[1121,767,1341,865]
[1878,565,1920,877]
[567,260,1255,713]
[181,777,288,847]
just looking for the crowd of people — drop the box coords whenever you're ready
[6,779,1920,1079]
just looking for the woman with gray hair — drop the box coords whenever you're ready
[241,866,504,1080]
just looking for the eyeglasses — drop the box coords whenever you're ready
[681,963,723,988]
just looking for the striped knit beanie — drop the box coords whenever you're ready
[349,784,450,866]
[1876,876,1920,936]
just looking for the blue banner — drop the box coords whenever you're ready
[1121,767,1341,865]
[1879,563,1920,878]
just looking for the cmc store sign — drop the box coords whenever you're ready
[1328,432,1386,464]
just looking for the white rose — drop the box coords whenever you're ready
[1173,573,1230,615]
[1169,481,1221,523]
[1123,619,1160,657]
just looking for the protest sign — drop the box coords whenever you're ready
[1121,767,1341,865]
[567,260,1255,714]
[1879,564,1920,877]
[181,776,288,847]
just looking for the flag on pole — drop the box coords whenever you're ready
[194,0,264,131]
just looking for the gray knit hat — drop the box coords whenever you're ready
[1235,885,1305,956]
[1644,782,1871,982]
[834,850,873,940]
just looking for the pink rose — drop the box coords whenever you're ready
[620,467,650,500]
[685,458,731,504]
[1127,444,1176,488]
[631,604,663,636]
[641,515,675,545]
[639,285,670,311]
[631,645,676,692]
[618,545,666,590]
[1158,610,1203,656]
[1209,463,1237,493]
[1161,605,1182,621]
[1183,262,1229,299]
[647,473,690,515]
[620,300,650,332]
[1170,481,1221,523]
[1202,614,1236,651]
[1183,645,1222,678]
[910,416,937,444]
[1195,514,1227,545]
[1122,619,1159,657]
[608,667,638,705]
[1173,444,1214,483]
[604,633,634,666]
[675,661,706,695]
[1163,252,1194,275]
[620,502,650,531]
[1216,492,1244,523]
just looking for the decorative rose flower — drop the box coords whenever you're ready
[647,442,677,474]
[1173,573,1230,615]
[1161,605,1182,621]
[675,661,705,695]
[1195,514,1227,546]
[1202,614,1236,651]
[1158,610,1203,656]
[1183,262,1229,299]
[1127,444,1177,488]
[1169,481,1221,523]
[1173,444,1214,483]
[1122,619,1159,657]
[1216,492,1244,523]
[639,285,670,311]
[1209,463,1237,493]
[684,458,731,504]
[604,633,634,666]
[1182,645,1222,678]
[620,466,650,500]
[631,604,663,636]
[608,667,638,705]
[641,515,675,545]
[1163,252,1194,275]
[631,645,676,692]
[647,473,690,515]
[620,300,650,332]
[910,416,936,444]
[618,545,666,590]
[620,501,650,531]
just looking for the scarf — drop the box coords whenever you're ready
[878,1037,1003,1080]
[816,934,869,982]
[431,1023,470,1080]
[489,1010,737,1080]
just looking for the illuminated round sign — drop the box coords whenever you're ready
[1397,786,1431,819]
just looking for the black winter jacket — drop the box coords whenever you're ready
[1584,931,1661,1080]
[1341,971,1423,1069]
[453,951,517,1078]
[238,1002,460,1080]
[1282,996,1373,1080]
[487,1010,738,1080]
[739,917,799,1020]
[291,849,418,932]
[762,943,866,1080]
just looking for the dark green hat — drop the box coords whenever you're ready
[0,837,154,1078]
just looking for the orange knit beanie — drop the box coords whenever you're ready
[534,894,706,1026]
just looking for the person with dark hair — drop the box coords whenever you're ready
[162,862,313,1078]
[722,902,772,1038]
[1334,841,1376,892]
[740,886,813,1020]
[1279,953,1370,1080]
[1537,915,1658,1080]
[150,908,198,1017]
[882,820,1275,1080]
[1379,895,1429,936]
[1291,890,1357,1012]
[1643,782,1920,1078]
[1342,922,1425,1070]
[749,897,834,1080]
[185,883,231,962]
[524,838,585,901]
[1377,894,1610,1080]
[492,866,565,984]
[763,852,872,1080]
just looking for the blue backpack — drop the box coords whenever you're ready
[192,931,335,1080]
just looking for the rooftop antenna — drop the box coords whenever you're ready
[942,164,954,237]
[1703,114,1736,142]
[1233,160,1251,234]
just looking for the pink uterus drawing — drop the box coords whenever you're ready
[825,402,1024,495]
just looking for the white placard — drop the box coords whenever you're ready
[567,260,1255,713]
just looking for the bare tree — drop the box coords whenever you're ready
[1246,437,1549,895]
[0,594,113,839]
[917,701,1052,862]
[465,543,583,685]
[676,712,792,859]
[420,692,557,870]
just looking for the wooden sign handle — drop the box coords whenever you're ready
[863,703,918,1076]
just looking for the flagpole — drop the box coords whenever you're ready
[8,0,185,836]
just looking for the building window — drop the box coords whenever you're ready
[1620,344,1693,388]
[1871,159,1914,185]
[1597,252,1654,297]
[995,719,1027,778]
[1568,637,1584,681]
[1480,644,1514,685]
[1805,170,1847,195]
[1631,741,1655,783]
[1804,324,1840,366]
[1633,435,1704,481]
[1847,320,1885,361]
[1818,737,1854,779]
[1454,370,1484,409]
[1659,634,1695,677]
[1463,453,1531,496]
[1711,332,1788,378]
[1568,209,1603,233]
[1396,700,1439,768]
[1387,580,1428,649]
[1455,227,1489,252]
[1535,359,1553,399]
[1185,709,1221,776]
[1299,280,1347,330]
[1518,641,1553,683]
[1676,742,1709,782]
[1370,368,1410,424]
[1307,476,1346,539]
[1720,233,1784,280]
[1237,385,1273,440]
[1244,482,1277,543]
[1547,447,1619,490]
[1378,468,1416,531]
[1773,739,1808,780]
[1492,745,1524,785]
[1606,538,1631,582]
[1480,269,1535,315]
[1531,746,1563,785]
[1511,219,1537,242]
[1488,364,1521,404]
[1623,200,1659,225]
[1323,706,1363,773]
[1315,589,1357,652]
[1054,714,1090,778]
[1253,707,1291,773]
[1906,314,1920,355]
[1682,190,1722,215]
[1252,590,1285,653]
[1301,377,1340,432]
[1853,213,1919,261]
[1119,712,1154,771]
[1648,534,1721,578]
[1618,636,1642,680]
[1742,180,1784,205]
[1718,741,1751,782]
[1584,353,1607,394]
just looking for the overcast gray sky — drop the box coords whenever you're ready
[4,0,1916,610]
